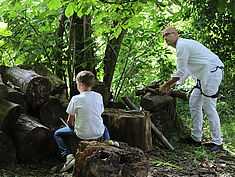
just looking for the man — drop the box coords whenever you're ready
[159,27,224,151]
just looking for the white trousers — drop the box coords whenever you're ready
[189,68,223,145]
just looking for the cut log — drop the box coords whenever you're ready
[102,108,152,151]
[12,114,56,163]
[0,99,20,135]
[0,130,17,164]
[140,92,173,111]
[39,96,67,130]
[4,67,51,107]
[73,141,149,177]
[5,86,27,113]
[0,74,8,100]
[30,63,66,95]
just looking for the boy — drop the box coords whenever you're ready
[54,70,110,172]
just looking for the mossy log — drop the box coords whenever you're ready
[12,114,56,163]
[73,141,149,177]
[0,99,20,135]
[102,108,152,151]
[0,130,17,164]
[4,67,51,107]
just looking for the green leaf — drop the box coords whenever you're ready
[0,40,4,47]
[48,0,61,10]
[65,3,75,18]
[113,27,122,39]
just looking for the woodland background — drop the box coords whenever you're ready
[0,0,234,175]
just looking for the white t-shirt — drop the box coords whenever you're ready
[173,38,224,86]
[66,91,105,139]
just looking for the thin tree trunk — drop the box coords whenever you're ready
[103,29,125,90]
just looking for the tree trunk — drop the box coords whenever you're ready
[0,74,8,100]
[103,29,125,90]
[102,108,152,151]
[4,67,51,107]
[55,9,67,79]
[0,99,20,135]
[12,114,56,163]
[0,130,17,164]
[73,141,149,177]
[39,96,67,130]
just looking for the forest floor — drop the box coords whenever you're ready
[0,143,234,177]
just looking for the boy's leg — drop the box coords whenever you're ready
[54,126,75,158]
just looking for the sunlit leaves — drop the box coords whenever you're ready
[65,2,75,18]
[48,0,61,10]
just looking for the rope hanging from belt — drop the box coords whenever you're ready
[190,66,223,98]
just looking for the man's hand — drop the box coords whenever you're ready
[159,84,169,93]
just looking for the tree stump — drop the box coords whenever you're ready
[73,141,149,177]
[0,99,20,135]
[102,108,152,151]
[0,130,17,164]
[3,67,51,107]
[12,114,56,163]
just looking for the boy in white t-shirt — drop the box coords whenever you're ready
[54,71,110,172]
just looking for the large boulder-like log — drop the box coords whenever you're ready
[39,96,67,130]
[102,108,152,151]
[0,99,20,135]
[3,67,51,107]
[0,130,17,164]
[0,74,8,100]
[73,141,149,177]
[12,114,56,163]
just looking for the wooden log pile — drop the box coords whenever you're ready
[136,81,187,143]
[0,64,67,164]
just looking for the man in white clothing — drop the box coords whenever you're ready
[159,27,224,151]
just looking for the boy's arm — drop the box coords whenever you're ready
[67,114,75,127]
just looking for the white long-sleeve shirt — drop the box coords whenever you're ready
[173,38,224,85]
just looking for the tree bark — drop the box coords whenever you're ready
[4,67,51,107]
[0,99,20,135]
[102,108,152,151]
[73,141,149,177]
[0,130,17,164]
[12,114,56,163]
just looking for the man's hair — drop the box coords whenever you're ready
[76,71,95,87]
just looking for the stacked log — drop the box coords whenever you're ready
[136,83,186,141]
[0,99,20,135]
[4,67,51,108]
[12,114,56,163]
[73,141,149,177]
[0,130,17,164]
[0,74,8,99]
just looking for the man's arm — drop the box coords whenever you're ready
[67,114,75,127]
[159,77,180,93]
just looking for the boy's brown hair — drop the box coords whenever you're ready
[76,71,95,87]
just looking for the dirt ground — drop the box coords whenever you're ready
[0,144,234,177]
